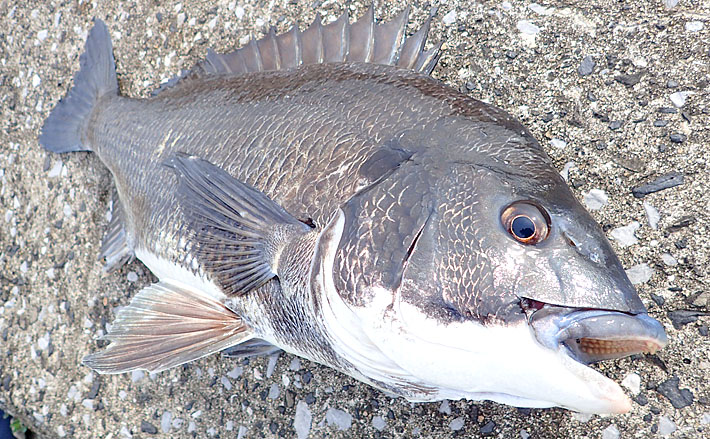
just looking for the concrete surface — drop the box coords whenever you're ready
[1,0,709,438]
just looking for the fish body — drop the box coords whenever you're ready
[40,8,666,414]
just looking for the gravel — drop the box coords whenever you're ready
[657,376,694,409]
[632,172,685,198]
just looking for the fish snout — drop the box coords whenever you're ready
[530,306,668,365]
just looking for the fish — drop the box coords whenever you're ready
[40,7,667,414]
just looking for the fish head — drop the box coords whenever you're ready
[324,136,666,413]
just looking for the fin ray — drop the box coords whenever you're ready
[166,154,311,296]
[83,282,251,373]
[40,19,118,153]
[99,189,134,272]
[157,7,442,94]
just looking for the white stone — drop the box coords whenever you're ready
[528,3,553,15]
[32,73,41,87]
[583,189,608,210]
[118,390,127,400]
[48,160,63,178]
[670,91,690,108]
[601,424,620,439]
[626,263,654,285]
[571,412,593,422]
[372,416,386,431]
[517,20,540,34]
[643,201,660,230]
[664,0,679,9]
[289,358,301,371]
[161,411,172,433]
[661,253,678,266]
[237,426,247,439]
[439,399,451,414]
[621,372,641,395]
[82,399,94,410]
[127,271,138,282]
[235,6,245,19]
[550,138,567,149]
[560,161,576,181]
[610,221,640,247]
[442,10,457,26]
[294,401,311,439]
[225,420,234,431]
[131,370,144,382]
[268,383,280,399]
[227,366,243,379]
[267,353,279,377]
[220,376,232,391]
[520,429,531,439]
[686,21,704,32]
[701,413,710,425]
[449,417,465,431]
[658,416,676,436]
[326,407,352,430]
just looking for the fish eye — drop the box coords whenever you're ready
[501,201,551,245]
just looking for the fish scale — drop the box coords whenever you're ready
[41,10,667,414]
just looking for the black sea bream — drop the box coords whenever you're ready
[40,8,667,413]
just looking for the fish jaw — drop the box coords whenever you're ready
[360,295,633,413]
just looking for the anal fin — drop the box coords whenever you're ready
[221,338,282,359]
[99,189,134,272]
[83,282,252,374]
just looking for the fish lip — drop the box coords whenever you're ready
[529,305,668,365]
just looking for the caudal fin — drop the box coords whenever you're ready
[40,19,117,153]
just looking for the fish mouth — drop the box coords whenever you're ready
[528,302,668,365]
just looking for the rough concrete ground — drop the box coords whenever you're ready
[1,0,708,438]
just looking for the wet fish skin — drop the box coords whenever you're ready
[40,10,667,414]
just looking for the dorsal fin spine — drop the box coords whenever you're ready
[158,6,442,94]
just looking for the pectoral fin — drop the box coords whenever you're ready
[83,282,252,373]
[166,153,312,295]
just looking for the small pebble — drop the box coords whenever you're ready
[666,79,679,88]
[632,172,684,198]
[161,411,172,433]
[610,222,640,247]
[626,263,654,285]
[439,400,452,414]
[126,272,138,282]
[669,133,686,143]
[294,404,311,439]
[685,21,704,32]
[449,417,465,431]
[661,253,678,266]
[550,138,566,149]
[325,407,352,431]
[528,3,553,15]
[268,383,280,399]
[602,424,620,439]
[653,119,668,127]
[615,73,642,87]
[442,10,457,26]
[140,421,158,434]
[517,20,540,35]
[520,429,531,439]
[669,91,689,108]
[657,376,694,408]
[658,416,676,436]
[480,420,495,435]
[643,201,660,229]
[621,373,641,395]
[583,189,608,210]
[609,120,623,130]
[578,56,595,76]
[372,416,386,431]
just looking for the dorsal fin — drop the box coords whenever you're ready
[167,6,441,90]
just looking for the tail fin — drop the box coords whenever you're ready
[40,19,117,153]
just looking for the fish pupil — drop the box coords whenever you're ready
[512,216,535,239]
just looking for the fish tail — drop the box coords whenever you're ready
[40,19,117,153]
